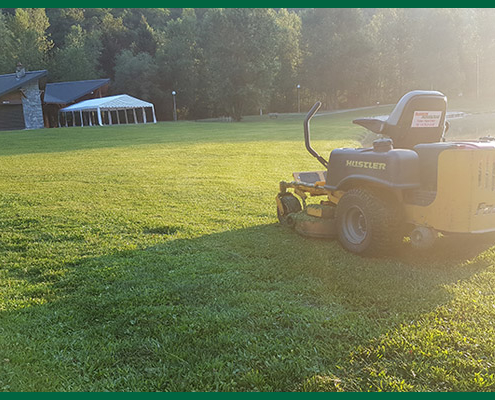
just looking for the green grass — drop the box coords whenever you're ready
[2,107,495,391]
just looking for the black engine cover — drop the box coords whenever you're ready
[324,147,420,190]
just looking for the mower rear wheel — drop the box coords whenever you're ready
[336,188,402,255]
[277,194,302,226]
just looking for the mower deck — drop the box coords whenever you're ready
[278,171,338,239]
[291,205,336,239]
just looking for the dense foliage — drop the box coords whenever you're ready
[1,8,495,120]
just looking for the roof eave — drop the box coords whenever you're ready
[0,70,48,98]
[44,79,110,105]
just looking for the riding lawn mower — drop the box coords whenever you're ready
[276,90,495,255]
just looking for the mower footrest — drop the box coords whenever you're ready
[293,171,327,185]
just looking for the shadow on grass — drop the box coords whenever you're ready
[1,223,494,391]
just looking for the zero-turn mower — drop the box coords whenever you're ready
[276,90,495,255]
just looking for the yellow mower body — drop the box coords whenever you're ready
[404,145,495,234]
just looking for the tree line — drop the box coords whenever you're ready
[1,8,494,121]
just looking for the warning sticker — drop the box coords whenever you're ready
[411,111,442,128]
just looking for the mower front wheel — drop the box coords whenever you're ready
[277,194,302,227]
[336,188,401,255]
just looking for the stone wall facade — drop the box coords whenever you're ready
[21,80,44,130]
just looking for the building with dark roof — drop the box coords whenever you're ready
[0,65,47,131]
[43,78,110,128]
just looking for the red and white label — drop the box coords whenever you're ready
[411,111,442,128]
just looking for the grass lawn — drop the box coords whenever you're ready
[2,105,495,391]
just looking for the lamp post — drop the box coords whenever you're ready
[172,90,177,121]
[476,53,480,100]
[296,84,301,113]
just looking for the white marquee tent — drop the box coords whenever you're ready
[59,94,157,127]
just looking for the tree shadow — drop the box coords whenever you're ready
[1,223,494,391]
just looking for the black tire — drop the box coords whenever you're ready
[277,194,302,226]
[336,188,402,255]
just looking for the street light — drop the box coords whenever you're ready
[296,84,301,113]
[476,53,480,100]
[172,90,177,121]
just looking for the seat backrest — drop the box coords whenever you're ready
[382,90,447,149]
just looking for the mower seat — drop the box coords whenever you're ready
[353,90,447,149]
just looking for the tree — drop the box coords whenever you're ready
[410,9,464,97]
[121,8,170,32]
[301,8,372,109]
[6,8,53,71]
[201,8,280,121]
[113,49,159,102]
[369,8,417,102]
[45,8,85,48]
[155,8,207,119]
[464,9,495,98]
[49,25,103,82]
[98,12,131,78]
[269,9,302,113]
[0,12,16,73]
[97,9,168,78]
[129,15,158,56]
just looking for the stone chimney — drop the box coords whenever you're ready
[15,62,26,80]
[16,64,45,130]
